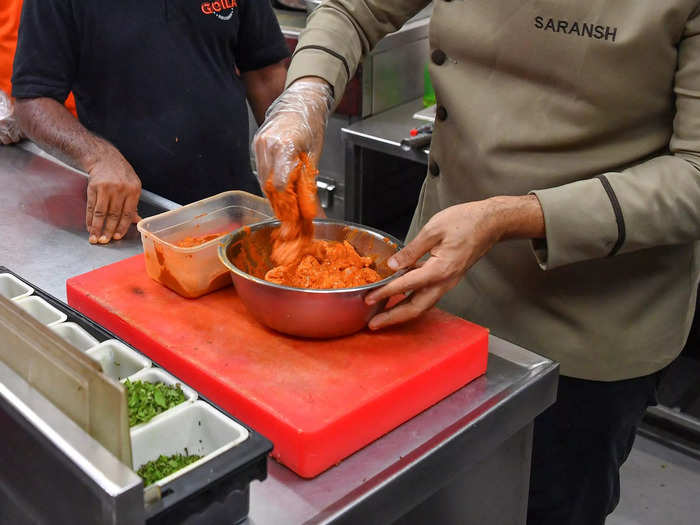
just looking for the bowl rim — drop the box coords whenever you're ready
[217,218,405,294]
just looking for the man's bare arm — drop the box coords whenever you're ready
[242,60,287,125]
[15,97,142,244]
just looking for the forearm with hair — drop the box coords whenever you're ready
[14,97,117,172]
[487,195,546,241]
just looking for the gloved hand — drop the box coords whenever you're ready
[253,77,333,192]
[0,90,23,145]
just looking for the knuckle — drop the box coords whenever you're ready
[432,258,452,274]
[422,221,436,235]
[98,181,116,192]
[403,303,422,318]
[399,246,418,263]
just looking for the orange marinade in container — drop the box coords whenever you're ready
[174,232,227,248]
[137,191,272,298]
[264,153,381,290]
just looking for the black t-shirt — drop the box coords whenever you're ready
[12,0,289,204]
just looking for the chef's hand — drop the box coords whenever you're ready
[0,91,23,145]
[85,148,142,244]
[365,195,546,330]
[253,77,333,192]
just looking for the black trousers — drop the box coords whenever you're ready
[527,370,662,525]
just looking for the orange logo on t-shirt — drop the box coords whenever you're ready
[201,0,237,17]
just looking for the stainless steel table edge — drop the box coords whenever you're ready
[342,127,430,165]
[307,358,559,524]
[17,140,181,212]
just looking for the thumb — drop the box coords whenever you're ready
[388,226,440,270]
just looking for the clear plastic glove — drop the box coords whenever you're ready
[0,90,23,145]
[253,78,333,192]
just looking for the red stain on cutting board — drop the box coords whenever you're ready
[67,254,488,478]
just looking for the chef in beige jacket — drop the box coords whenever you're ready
[254,1,700,523]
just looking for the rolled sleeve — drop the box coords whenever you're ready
[530,178,620,270]
[285,6,364,98]
[286,47,351,100]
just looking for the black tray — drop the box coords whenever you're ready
[0,266,272,525]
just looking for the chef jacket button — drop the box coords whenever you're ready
[429,160,440,177]
[436,105,448,122]
[431,49,447,66]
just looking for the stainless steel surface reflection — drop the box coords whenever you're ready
[219,219,402,338]
[0,144,176,301]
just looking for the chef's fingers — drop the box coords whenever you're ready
[255,121,300,193]
[99,194,125,244]
[253,132,275,188]
[88,190,110,244]
[365,261,445,305]
[387,225,441,271]
[297,167,319,221]
[368,284,445,330]
[113,194,139,240]
[85,186,97,235]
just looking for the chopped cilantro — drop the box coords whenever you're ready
[124,379,186,427]
[137,453,202,486]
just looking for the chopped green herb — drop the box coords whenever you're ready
[124,380,186,427]
[137,453,202,486]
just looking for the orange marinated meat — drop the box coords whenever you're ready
[264,152,318,266]
[264,153,380,289]
[265,240,381,289]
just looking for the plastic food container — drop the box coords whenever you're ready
[0,272,34,300]
[13,296,67,326]
[137,191,273,298]
[50,322,100,352]
[130,400,250,487]
[86,339,151,380]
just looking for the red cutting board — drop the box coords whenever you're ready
[67,255,488,478]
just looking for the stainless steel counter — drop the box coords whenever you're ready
[342,99,431,165]
[0,143,178,302]
[0,143,558,524]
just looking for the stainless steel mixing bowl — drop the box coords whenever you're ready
[218,219,403,338]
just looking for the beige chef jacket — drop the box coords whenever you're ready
[287,0,700,381]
